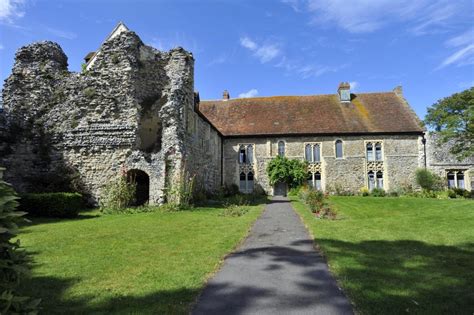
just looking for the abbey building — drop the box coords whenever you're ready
[0,23,472,204]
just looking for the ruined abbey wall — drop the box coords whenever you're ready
[0,30,220,204]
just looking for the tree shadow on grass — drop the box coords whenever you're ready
[20,275,201,315]
[311,239,474,314]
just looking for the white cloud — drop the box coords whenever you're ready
[240,36,281,63]
[240,37,257,50]
[349,81,359,91]
[207,55,227,66]
[437,44,474,69]
[0,0,25,23]
[284,0,465,34]
[281,0,301,12]
[0,44,4,50]
[238,89,259,98]
[436,29,474,70]
[45,27,77,40]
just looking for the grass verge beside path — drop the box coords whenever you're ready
[291,196,474,314]
[18,203,265,314]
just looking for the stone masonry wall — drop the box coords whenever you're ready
[223,134,422,195]
[1,30,195,204]
[426,133,474,191]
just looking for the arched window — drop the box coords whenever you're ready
[313,144,321,162]
[457,171,465,189]
[247,145,254,164]
[278,141,285,157]
[376,171,383,189]
[247,172,254,191]
[239,172,246,191]
[366,143,373,161]
[315,172,322,190]
[368,171,375,190]
[375,143,382,161]
[447,172,455,188]
[305,144,312,162]
[335,140,343,158]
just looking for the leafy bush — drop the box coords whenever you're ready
[19,192,84,218]
[166,172,195,209]
[452,188,472,198]
[370,188,386,197]
[415,168,444,191]
[266,156,307,188]
[288,186,302,196]
[0,181,41,313]
[387,190,400,197]
[100,175,136,213]
[299,188,337,219]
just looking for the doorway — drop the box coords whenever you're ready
[127,169,150,206]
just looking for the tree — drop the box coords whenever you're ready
[266,156,307,188]
[424,87,474,160]
[0,181,40,313]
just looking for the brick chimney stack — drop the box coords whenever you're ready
[223,90,230,101]
[337,82,351,102]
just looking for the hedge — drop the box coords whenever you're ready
[19,192,84,218]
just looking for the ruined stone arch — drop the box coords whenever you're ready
[127,169,150,206]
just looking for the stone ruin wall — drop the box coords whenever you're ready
[0,30,219,205]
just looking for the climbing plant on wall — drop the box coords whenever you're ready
[266,156,307,188]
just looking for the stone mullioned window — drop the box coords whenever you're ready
[365,141,385,190]
[305,143,322,190]
[238,144,255,193]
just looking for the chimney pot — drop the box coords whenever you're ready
[223,90,230,100]
[337,82,351,102]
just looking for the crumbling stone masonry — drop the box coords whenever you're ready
[0,28,220,205]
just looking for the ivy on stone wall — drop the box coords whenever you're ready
[266,156,307,188]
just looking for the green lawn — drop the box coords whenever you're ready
[291,196,474,314]
[18,203,264,314]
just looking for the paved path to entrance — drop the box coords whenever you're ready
[192,197,353,315]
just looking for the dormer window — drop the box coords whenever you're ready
[337,82,351,102]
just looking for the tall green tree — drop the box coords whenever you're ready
[424,87,474,160]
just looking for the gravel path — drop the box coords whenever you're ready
[192,197,353,315]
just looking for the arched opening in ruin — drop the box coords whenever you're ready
[127,169,150,206]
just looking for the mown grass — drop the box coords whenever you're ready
[18,203,265,314]
[291,196,474,314]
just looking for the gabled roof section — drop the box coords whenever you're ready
[85,22,130,70]
[198,91,424,137]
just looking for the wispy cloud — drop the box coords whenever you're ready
[280,0,301,12]
[436,28,474,70]
[207,55,227,66]
[275,56,348,79]
[44,26,77,40]
[240,36,281,63]
[0,44,4,50]
[0,0,25,23]
[284,0,466,35]
[238,89,259,98]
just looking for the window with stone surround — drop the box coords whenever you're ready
[278,141,285,157]
[335,140,343,158]
[307,172,321,190]
[366,141,383,161]
[447,170,466,189]
[367,143,374,161]
[239,144,254,164]
[239,171,254,193]
[305,143,321,162]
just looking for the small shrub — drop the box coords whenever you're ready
[305,190,325,213]
[370,188,386,197]
[19,192,84,218]
[220,204,249,217]
[0,181,41,313]
[387,190,400,197]
[288,186,302,196]
[360,187,370,197]
[452,188,471,198]
[100,174,136,213]
[447,189,458,199]
[316,205,338,219]
[415,168,444,191]
[298,186,310,202]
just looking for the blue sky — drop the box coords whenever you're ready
[1,0,473,119]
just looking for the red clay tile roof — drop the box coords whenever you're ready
[198,92,424,136]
